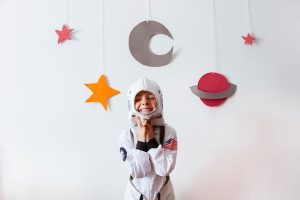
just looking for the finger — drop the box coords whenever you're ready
[146,122,151,129]
[135,116,139,123]
[147,120,153,128]
[142,126,147,141]
[142,119,147,127]
[135,117,142,127]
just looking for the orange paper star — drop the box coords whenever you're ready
[55,24,73,44]
[242,33,255,45]
[85,74,120,111]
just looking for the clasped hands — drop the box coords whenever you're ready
[136,117,155,142]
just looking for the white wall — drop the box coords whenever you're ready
[1,0,300,199]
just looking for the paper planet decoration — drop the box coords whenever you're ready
[129,20,173,67]
[190,72,237,107]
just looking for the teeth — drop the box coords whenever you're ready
[141,108,151,113]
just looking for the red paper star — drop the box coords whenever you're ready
[242,33,255,45]
[85,74,121,111]
[55,24,73,44]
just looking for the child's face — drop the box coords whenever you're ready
[134,91,157,114]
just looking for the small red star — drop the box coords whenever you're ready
[242,33,255,45]
[55,24,73,44]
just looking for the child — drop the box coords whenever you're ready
[119,77,177,200]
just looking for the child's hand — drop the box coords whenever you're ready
[135,117,154,142]
[136,117,147,142]
[145,120,155,142]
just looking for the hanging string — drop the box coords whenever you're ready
[211,0,219,73]
[146,0,151,22]
[100,0,106,74]
[247,0,254,34]
[66,0,70,25]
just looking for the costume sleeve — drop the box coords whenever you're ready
[119,130,152,178]
[147,125,177,176]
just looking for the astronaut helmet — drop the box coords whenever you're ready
[127,77,164,126]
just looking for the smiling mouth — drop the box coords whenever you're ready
[139,108,153,113]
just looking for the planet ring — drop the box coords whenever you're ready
[190,83,237,99]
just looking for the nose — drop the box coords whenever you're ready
[141,97,148,105]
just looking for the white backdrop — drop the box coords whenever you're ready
[0,0,300,199]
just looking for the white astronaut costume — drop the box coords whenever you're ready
[119,78,177,200]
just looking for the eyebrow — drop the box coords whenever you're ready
[135,93,154,98]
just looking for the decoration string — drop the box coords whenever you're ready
[146,0,151,22]
[101,0,106,74]
[247,0,254,34]
[66,0,70,25]
[211,0,219,73]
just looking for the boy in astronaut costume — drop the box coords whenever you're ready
[119,77,177,200]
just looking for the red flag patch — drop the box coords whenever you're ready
[163,138,177,151]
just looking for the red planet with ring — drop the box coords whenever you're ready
[190,72,237,107]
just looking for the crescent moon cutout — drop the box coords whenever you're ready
[129,20,174,67]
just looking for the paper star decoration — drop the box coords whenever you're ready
[85,74,121,111]
[242,33,255,45]
[55,24,73,44]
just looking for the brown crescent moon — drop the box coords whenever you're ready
[129,20,174,67]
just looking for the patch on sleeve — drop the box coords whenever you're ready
[120,147,127,161]
[163,138,177,151]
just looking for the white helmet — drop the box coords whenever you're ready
[127,77,165,126]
